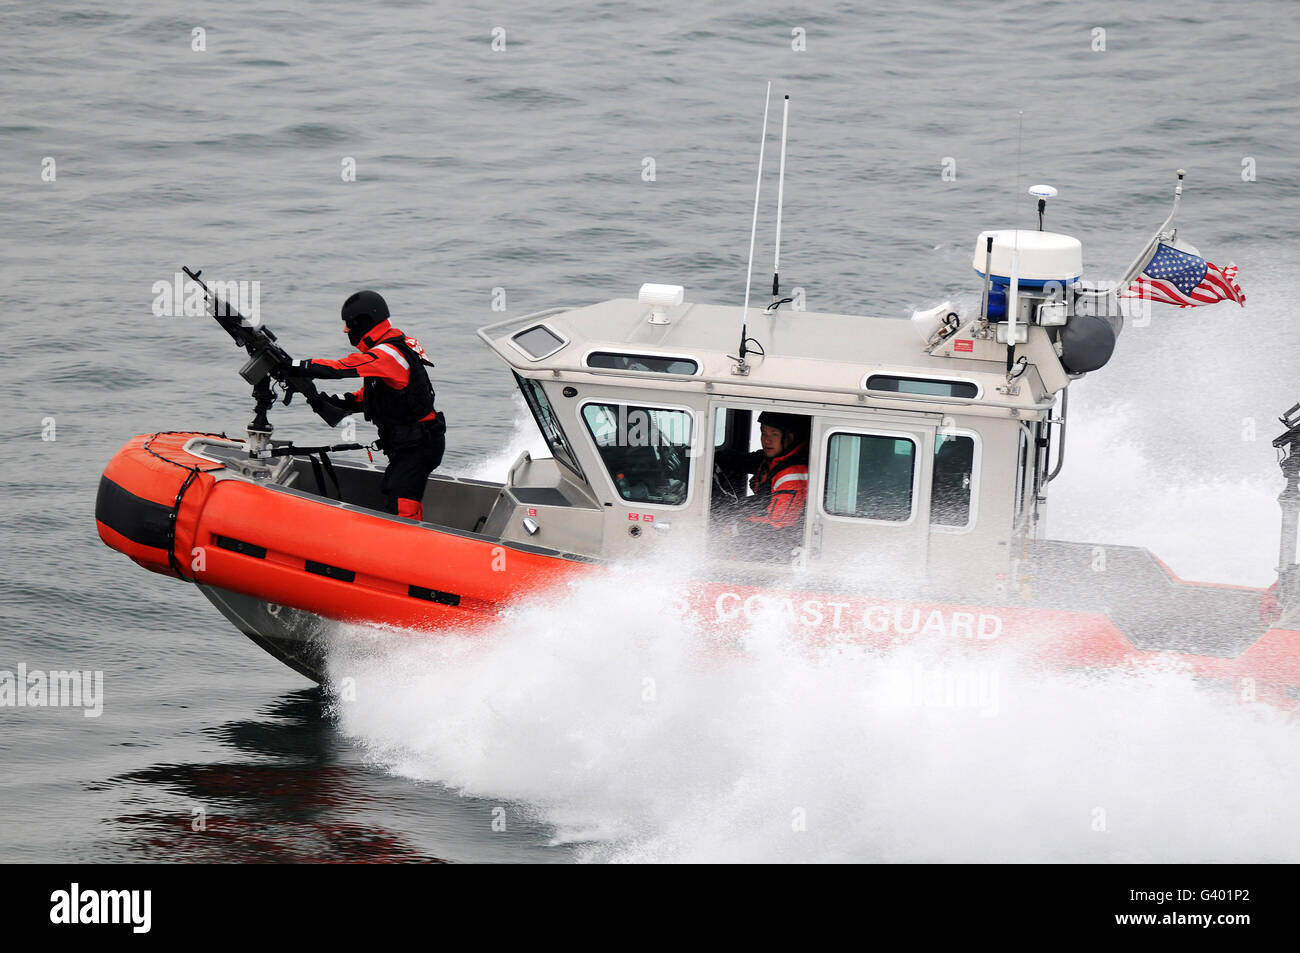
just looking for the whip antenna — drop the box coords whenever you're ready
[734,81,772,374]
[772,93,790,301]
[1006,110,1024,383]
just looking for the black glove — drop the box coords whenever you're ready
[277,359,315,380]
[320,392,360,413]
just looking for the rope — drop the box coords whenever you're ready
[140,432,228,579]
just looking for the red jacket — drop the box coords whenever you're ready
[748,441,809,530]
[304,320,438,424]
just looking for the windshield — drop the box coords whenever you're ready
[513,373,585,479]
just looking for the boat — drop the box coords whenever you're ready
[94,162,1300,698]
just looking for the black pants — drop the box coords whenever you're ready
[379,415,446,514]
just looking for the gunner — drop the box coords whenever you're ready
[283,291,445,521]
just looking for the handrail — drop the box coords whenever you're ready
[516,362,1059,414]
[477,305,1058,415]
[506,450,532,486]
[1045,386,1069,482]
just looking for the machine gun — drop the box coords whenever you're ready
[1273,401,1300,612]
[182,266,348,452]
[1275,402,1300,488]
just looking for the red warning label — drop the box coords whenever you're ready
[954,339,975,352]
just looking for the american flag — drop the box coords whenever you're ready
[1121,242,1246,308]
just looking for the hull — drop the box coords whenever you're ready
[197,582,334,682]
[194,574,1300,703]
[688,580,1300,705]
[98,433,1300,698]
[95,432,587,646]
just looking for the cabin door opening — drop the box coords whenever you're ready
[706,403,814,565]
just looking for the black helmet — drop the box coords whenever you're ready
[341,290,389,344]
[757,411,800,434]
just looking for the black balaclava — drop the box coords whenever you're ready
[341,290,390,347]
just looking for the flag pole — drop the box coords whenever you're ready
[1115,169,1186,293]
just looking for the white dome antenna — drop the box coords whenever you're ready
[1028,184,1057,231]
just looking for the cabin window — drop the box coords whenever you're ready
[931,433,977,530]
[512,325,566,360]
[865,375,979,399]
[824,432,916,521]
[586,352,699,375]
[513,373,585,479]
[581,402,692,506]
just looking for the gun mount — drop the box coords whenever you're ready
[182,266,347,453]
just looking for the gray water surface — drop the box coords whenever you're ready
[2,0,1297,862]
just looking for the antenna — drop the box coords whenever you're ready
[772,94,790,300]
[734,81,772,375]
[1029,184,1057,230]
[1007,110,1023,383]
